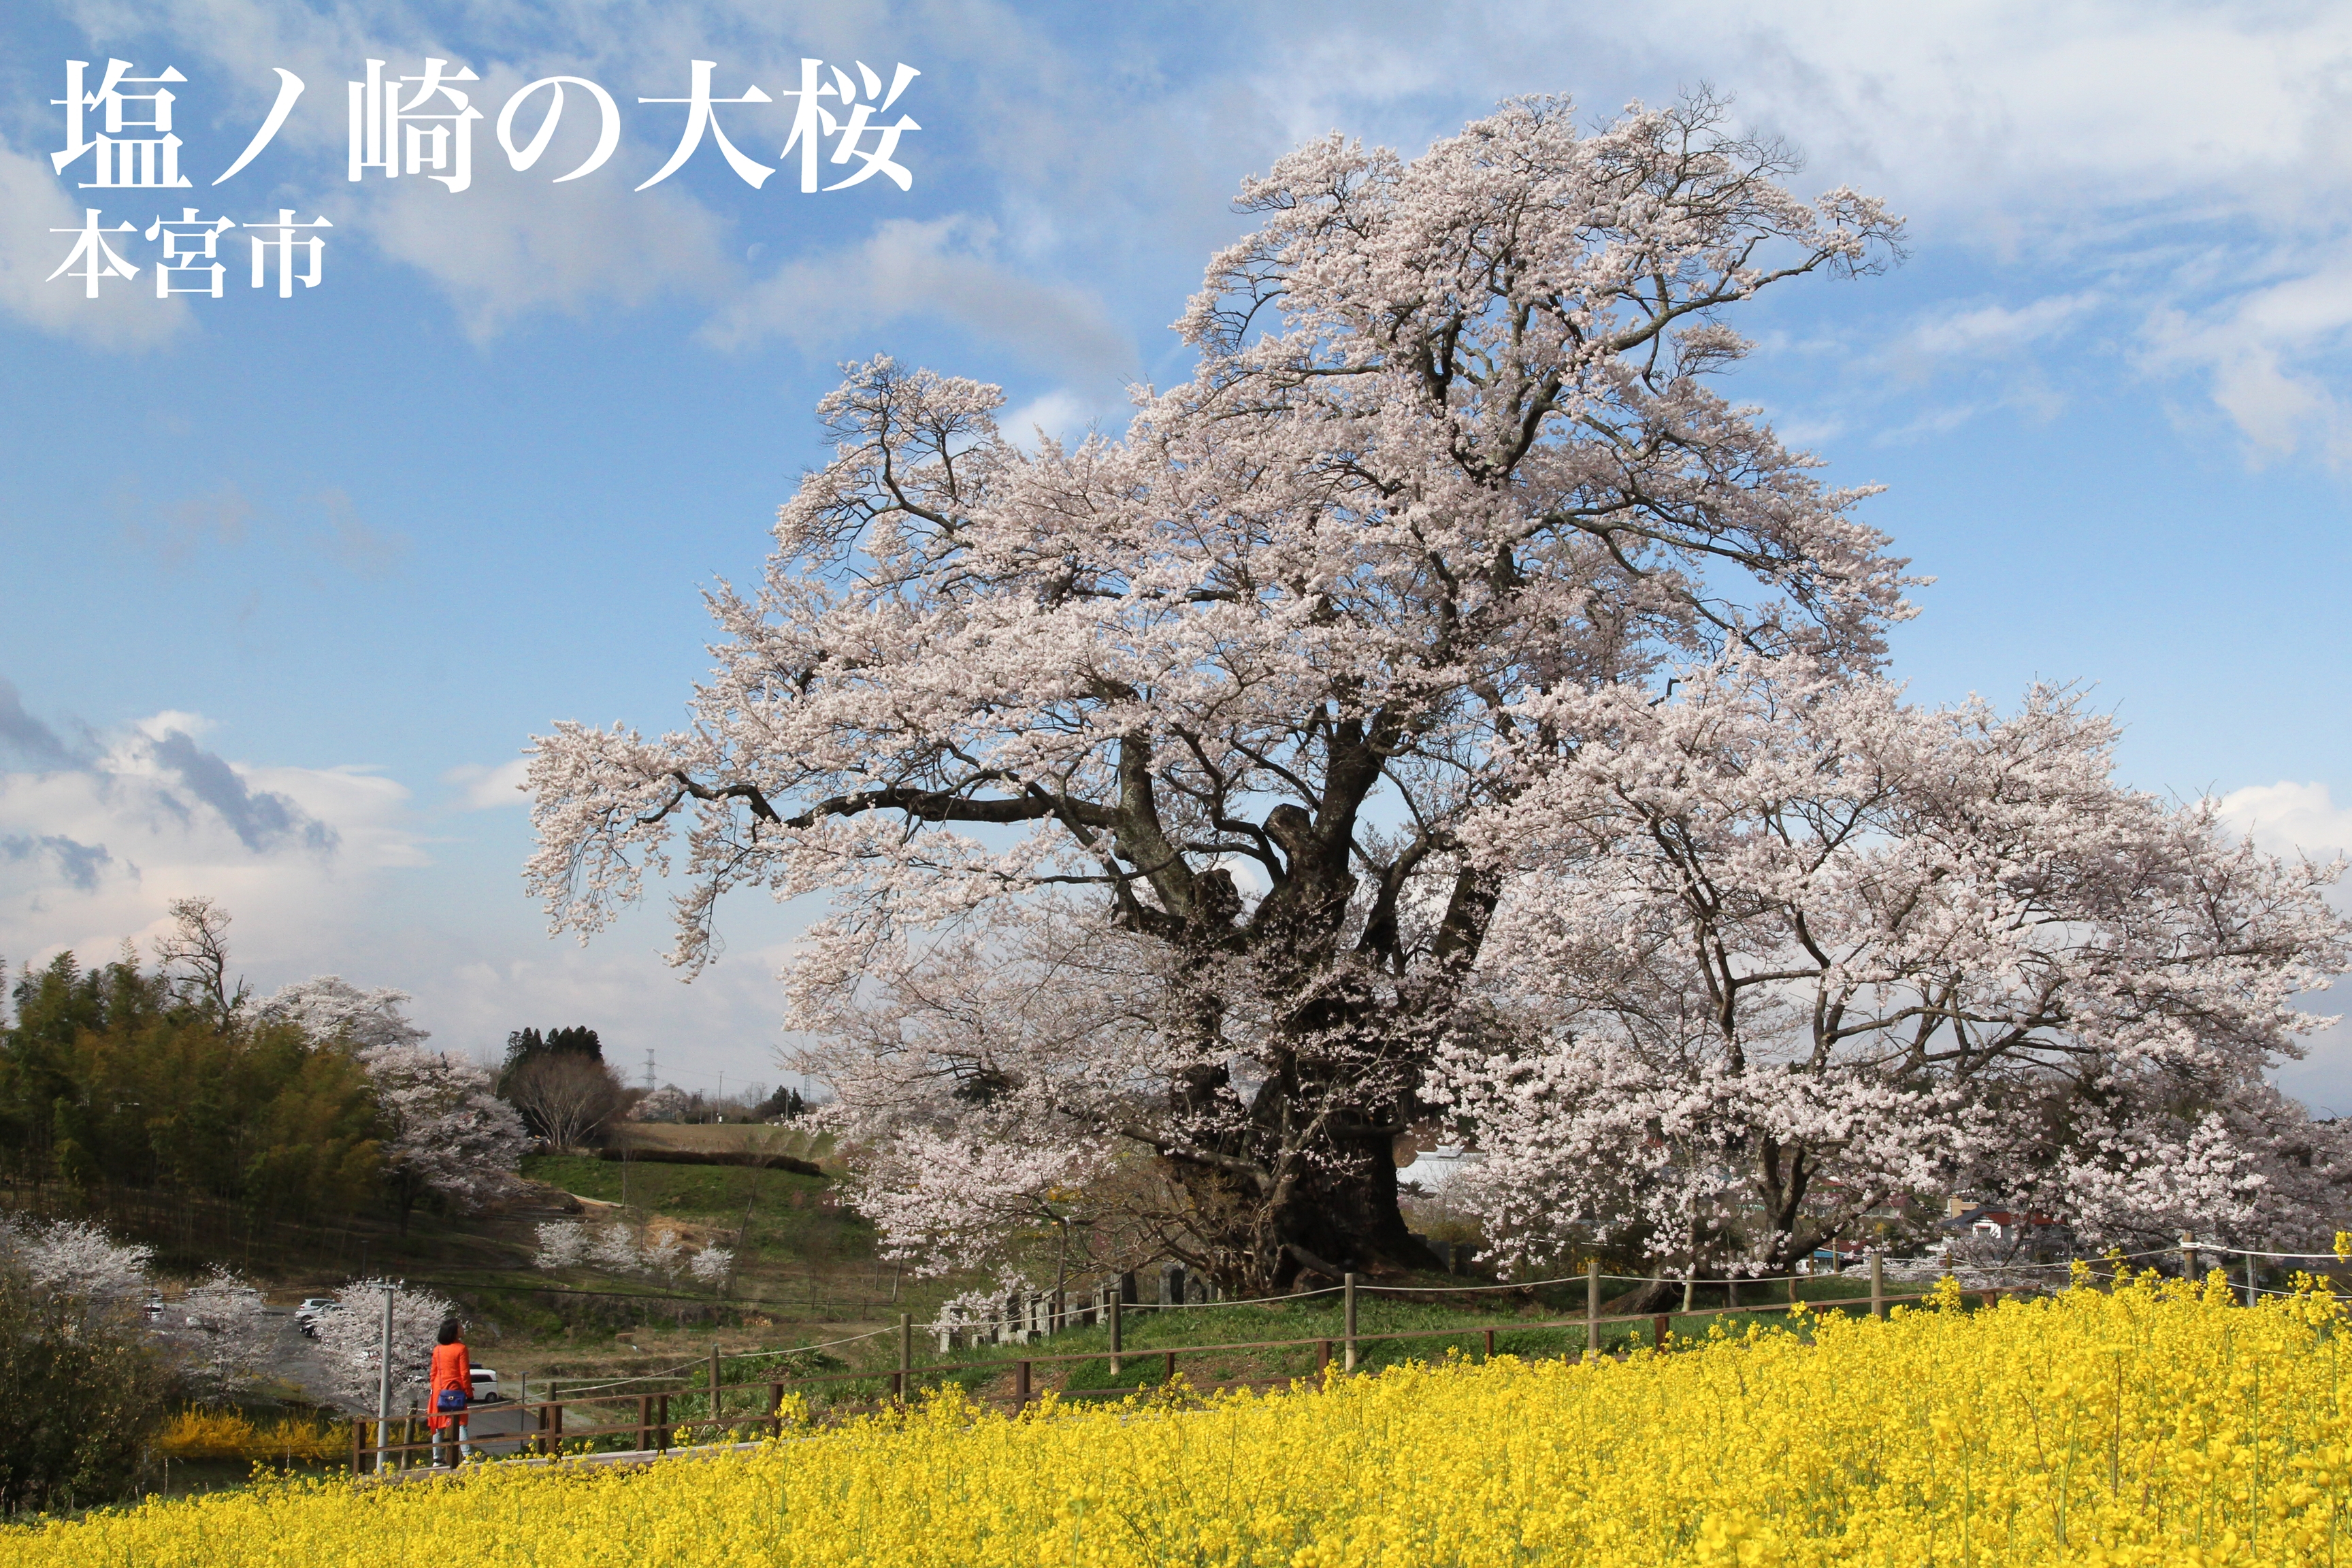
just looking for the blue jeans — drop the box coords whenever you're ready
[432,1416,472,1464]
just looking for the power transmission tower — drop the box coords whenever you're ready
[642,1048,656,1092]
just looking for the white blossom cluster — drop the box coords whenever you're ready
[151,1267,272,1402]
[0,1215,154,1302]
[534,1220,732,1287]
[262,977,532,1215]
[1435,657,2351,1273]
[306,1278,459,1406]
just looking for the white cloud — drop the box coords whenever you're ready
[345,121,741,340]
[0,700,429,979]
[0,131,192,350]
[443,757,532,811]
[1897,294,2098,363]
[1002,388,1105,451]
[2216,781,2352,864]
[2139,261,2352,464]
[700,214,1137,384]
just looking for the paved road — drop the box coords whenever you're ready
[261,1307,536,1457]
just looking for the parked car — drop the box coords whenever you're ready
[293,1298,336,1337]
[142,1296,165,1323]
[469,1367,500,1403]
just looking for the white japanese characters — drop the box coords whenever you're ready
[349,58,483,192]
[44,50,921,305]
[52,59,189,189]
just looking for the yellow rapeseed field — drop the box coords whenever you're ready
[12,1269,2351,1566]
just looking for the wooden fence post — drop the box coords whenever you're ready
[1869,1252,1884,1320]
[2180,1232,2199,1284]
[2245,1252,2258,1307]
[1343,1272,1358,1372]
[350,1417,363,1475]
[638,1394,652,1452]
[898,1313,913,1403]
[709,1345,721,1435]
[1484,1328,1495,1359]
[768,1381,784,1439]
[656,1394,670,1452]
[1584,1256,1599,1361]
[1318,1338,1331,1371]
[1109,1294,1122,1377]
[1653,1313,1670,1350]
[1015,1360,1031,1411]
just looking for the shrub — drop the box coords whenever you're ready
[0,1265,173,1515]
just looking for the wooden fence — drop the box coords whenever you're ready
[349,1264,1969,1474]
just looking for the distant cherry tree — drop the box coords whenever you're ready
[366,1045,529,1229]
[263,977,529,1226]
[527,96,1909,1292]
[0,1215,151,1304]
[308,1279,457,1406]
[259,975,429,1054]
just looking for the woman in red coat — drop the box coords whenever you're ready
[427,1317,474,1465]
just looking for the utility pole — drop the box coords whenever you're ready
[374,1285,395,1473]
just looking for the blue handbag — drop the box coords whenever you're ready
[436,1387,468,1413]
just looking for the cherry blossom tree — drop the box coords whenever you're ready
[1436,658,2352,1280]
[308,1279,456,1407]
[527,95,1909,1292]
[258,975,430,1055]
[0,1215,152,1305]
[365,1046,529,1230]
[263,977,529,1228]
[153,1267,271,1403]
[534,1220,591,1269]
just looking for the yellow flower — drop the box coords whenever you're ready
[13,1284,2352,1565]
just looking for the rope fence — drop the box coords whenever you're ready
[355,1234,2351,1477]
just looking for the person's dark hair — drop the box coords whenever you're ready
[437,1318,461,1345]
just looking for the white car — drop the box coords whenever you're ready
[469,1367,500,1403]
[293,1298,336,1337]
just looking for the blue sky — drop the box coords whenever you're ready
[7,1,2352,1107]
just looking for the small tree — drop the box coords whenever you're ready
[152,897,248,1030]
[502,1051,628,1149]
[0,1260,172,1515]
[151,1267,272,1405]
[307,1279,458,1407]
[366,1047,530,1230]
